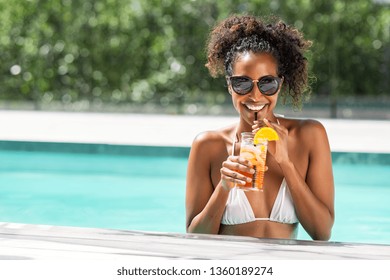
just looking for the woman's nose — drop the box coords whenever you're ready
[250,84,265,101]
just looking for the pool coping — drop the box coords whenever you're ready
[1,110,390,153]
[0,222,389,260]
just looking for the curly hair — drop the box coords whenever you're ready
[205,15,313,108]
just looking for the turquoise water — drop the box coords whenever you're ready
[0,150,187,233]
[298,163,390,244]
[1,149,389,245]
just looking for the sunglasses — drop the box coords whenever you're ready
[228,75,282,96]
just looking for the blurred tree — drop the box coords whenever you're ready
[0,0,389,113]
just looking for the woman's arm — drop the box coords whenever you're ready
[185,132,229,234]
[266,119,335,240]
[186,131,253,234]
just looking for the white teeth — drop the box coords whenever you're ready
[245,104,265,111]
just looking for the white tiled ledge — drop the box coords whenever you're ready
[0,110,389,153]
[0,222,389,260]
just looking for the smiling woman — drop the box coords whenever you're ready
[185,14,334,241]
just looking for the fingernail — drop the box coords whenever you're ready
[246,177,252,182]
[250,169,255,174]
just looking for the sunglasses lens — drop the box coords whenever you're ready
[231,77,253,95]
[230,76,280,96]
[258,77,279,95]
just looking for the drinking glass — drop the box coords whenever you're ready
[236,132,267,191]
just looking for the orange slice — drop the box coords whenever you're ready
[254,127,279,144]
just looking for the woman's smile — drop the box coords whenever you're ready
[243,102,267,112]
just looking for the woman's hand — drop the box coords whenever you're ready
[220,156,254,191]
[263,118,290,165]
[252,118,290,165]
[251,119,264,133]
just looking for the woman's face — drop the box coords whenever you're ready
[228,51,282,126]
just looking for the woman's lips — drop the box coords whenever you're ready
[244,103,266,111]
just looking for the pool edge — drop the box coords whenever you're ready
[0,222,389,260]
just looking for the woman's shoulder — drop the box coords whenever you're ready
[190,124,236,154]
[283,117,326,131]
[193,124,235,145]
[188,124,235,163]
[283,117,329,142]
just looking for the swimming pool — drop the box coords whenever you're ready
[1,143,389,245]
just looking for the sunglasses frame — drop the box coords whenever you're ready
[228,75,283,96]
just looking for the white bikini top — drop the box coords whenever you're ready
[221,180,298,225]
[221,121,298,225]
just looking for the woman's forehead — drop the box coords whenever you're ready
[233,52,278,76]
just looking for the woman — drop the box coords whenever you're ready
[185,15,334,240]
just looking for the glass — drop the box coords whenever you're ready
[236,132,268,191]
[228,75,282,96]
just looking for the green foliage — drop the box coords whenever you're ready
[0,0,389,111]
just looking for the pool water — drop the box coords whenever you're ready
[0,150,187,233]
[298,163,390,244]
[1,149,389,245]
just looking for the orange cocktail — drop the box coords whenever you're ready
[237,132,267,191]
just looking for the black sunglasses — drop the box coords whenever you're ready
[228,75,282,96]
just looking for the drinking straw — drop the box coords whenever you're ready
[254,112,257,121]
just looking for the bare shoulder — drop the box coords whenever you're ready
[188,124,235,179]
[300,119,328,139]
[298,119,326,133]
[191,124,235,151]
[283,117,327,134]
[283,118,329,148]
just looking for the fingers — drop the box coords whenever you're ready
[220,168,249,188]
[220,156,254,190]
[223,155,254,171]
[263,118,282,129]
[252,120,264,133]
[263,118,276,128]
[264,118,288,136]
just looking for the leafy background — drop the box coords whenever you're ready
[1,0,389,118]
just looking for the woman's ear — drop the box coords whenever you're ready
[226,76,232,95]
[278,76,285,92]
